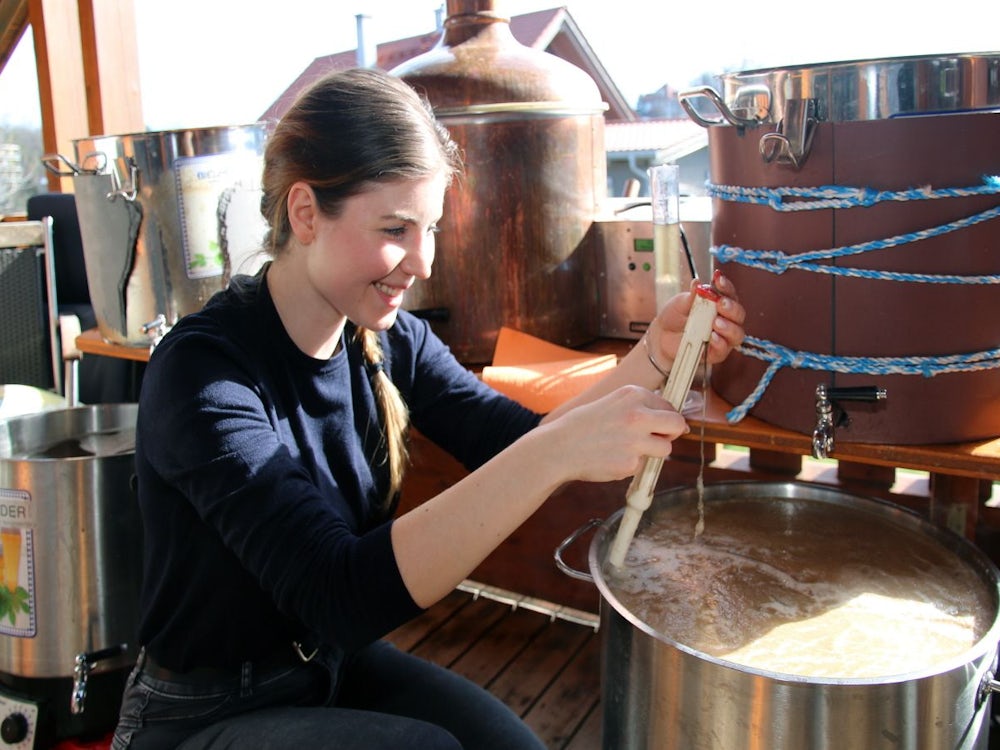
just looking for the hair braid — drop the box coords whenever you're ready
[358,328,410,506]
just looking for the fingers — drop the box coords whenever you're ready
[560,386,689,482]
[707,272,746,362]
[626,386,690,446]
[712,269,738,301]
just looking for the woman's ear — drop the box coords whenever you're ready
[287,182,318,243]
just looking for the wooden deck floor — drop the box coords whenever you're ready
[388,584,1000,750]
[386,582,603,750]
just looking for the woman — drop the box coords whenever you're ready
[112,68,745,749]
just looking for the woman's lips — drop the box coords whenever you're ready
[374,280,405,306]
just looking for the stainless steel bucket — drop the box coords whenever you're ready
[0,404,141,679]
[64,124,269,346]
[558,481,1000,749]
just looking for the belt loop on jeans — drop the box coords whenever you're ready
[240,661,252,697]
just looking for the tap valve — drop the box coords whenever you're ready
[812,384,887,459]
[72,644,127,715]
[141,314,168,350]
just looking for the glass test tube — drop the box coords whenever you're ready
[649,163,682,311]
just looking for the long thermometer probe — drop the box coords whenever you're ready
[607,284,719,568]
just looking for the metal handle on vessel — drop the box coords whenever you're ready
[41,151,109,177]
[759,98,819,169]
[977,670,1000,708]
[812,384,887,459]
[72,643,128,715]
[554,518,603,582]
[107,158,139,202]
[41,153,81,177]
[678,85,770,129]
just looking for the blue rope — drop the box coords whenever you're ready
[708,175,1000,211]
[706,177,1000,422]
[712,202,1000,284]
[725,336,1000,423]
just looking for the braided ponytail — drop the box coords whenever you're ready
[358,328,410,506]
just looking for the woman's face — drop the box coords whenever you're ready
[305,173,448,332]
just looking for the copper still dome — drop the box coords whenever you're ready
[392,0,609,363]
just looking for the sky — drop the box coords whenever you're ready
[1,0,999,131]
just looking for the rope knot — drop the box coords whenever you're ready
[856,187,879,207]
[712,244,738,264]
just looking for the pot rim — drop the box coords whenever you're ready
[590,479,1000,686]
[72,121,271,146]
[0,404,138,463]
[724,51,1000,80]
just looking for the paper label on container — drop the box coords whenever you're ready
[174,152,265,280]
[0,489,36,638]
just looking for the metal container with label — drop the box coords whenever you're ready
[0,405,140,742]
[51,124,269,347]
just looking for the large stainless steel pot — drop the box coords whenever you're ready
[0,404,140,679]
[678,54,1000,444]
[48,124,269,347]
[558,481,1000,749]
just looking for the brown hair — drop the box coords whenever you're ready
[260,67,462,506]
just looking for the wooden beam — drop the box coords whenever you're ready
[28,0,143,192]
[29,0,87,192]
[77,0,142,136]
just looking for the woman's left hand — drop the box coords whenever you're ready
[651,270,746,369]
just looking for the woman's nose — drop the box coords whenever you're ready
[402,233,435,279]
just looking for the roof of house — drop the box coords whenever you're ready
[261,7,636,123]
[604,118,708,160]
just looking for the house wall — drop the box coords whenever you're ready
[606,148,710,198]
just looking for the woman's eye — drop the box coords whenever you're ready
[428,225,441,235]
[383,226,407,239]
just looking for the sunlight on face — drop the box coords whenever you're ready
[307,173,448,332]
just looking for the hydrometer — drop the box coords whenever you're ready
[607,283,719,568]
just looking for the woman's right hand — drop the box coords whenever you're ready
[536,384,688,484]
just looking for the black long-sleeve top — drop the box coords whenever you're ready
[134,274,541,671]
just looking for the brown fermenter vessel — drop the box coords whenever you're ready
[392,0,608,364]
[681,55,1000,444]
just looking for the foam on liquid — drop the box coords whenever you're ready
[605,497,993,678]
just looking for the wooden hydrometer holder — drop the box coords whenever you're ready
[607,283,720,568]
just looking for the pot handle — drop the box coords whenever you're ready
[554,518,603,582]
[41,151,109,177]
[978,670,1000,708]
[678,84,770,129]
[41,152,81,177]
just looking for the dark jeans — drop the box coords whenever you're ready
[111,641,546,750]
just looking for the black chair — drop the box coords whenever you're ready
[26,194,143,404]
[0,219,61,393]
